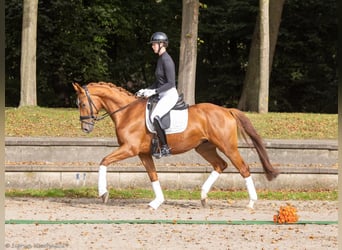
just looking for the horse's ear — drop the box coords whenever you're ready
[72,82,84,93]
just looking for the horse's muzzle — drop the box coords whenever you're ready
[81,120,94,133]
[82,126,93,133]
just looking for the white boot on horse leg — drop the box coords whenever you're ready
[201,171,220,207]
[149,180,165,210]
[245,176,258,209]
[98,165,109,203]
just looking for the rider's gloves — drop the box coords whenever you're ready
[136,89,146,97]
[142,89,157,98]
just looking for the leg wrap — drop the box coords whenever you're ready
[201,171,220,200]
[245,176,257,201]
[149,181,165,209]
[98,165,108,196]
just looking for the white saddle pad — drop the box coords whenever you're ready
[145,108,188,134]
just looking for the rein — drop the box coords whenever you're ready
[79,85,142,123]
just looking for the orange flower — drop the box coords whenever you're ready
[273,204,299,224]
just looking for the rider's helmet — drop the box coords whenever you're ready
[149,32,168,46]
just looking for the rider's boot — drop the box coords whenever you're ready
[153,117,171,157]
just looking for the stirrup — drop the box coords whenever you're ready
[152,150,162,159]
[160,145,171,157]
[152,145,171,159]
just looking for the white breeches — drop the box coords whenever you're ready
[151,87,178,120]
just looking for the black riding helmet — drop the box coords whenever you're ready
[149,32,168,47]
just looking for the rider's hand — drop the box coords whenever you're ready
[143,89,157,98]
[136,89,146,97]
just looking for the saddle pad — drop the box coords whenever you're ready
[145,108,188,134]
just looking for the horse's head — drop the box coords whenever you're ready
[73,82,101,133]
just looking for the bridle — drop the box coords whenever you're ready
[78,85,142,125]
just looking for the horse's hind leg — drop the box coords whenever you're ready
[195,142,228,207]
[220,144,258,209]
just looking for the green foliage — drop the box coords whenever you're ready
[270,0,337,113]
[196,0,258,106]
[5,0,337,113]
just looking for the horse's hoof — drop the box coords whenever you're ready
[201,198,208,208]
[101,192,109,204]
[246,200,255,210]
[149,198,164,210]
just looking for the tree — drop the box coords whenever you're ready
[258,0,270,113]
[195,1,258,107]
[238,0,285,111]
[5,0,336,111]
[269,0,336,113]
[19,0,38,107]
[177,0,199,105]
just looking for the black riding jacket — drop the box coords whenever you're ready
[149,51,176,94]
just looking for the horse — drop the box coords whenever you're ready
[73,81,279,210]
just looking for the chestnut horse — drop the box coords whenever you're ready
[73,82,279,210]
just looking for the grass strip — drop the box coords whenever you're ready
[5,107,338,139]
[5,188,338,201]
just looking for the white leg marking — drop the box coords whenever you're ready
[149,181,165,210]
[245,176,257,209]
[201,171,220,200]
[98,165,108,197]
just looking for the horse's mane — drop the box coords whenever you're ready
[87,81,135,97]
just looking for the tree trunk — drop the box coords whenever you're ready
[238,16,260,111]
[0,1,5,247]
[177,0,199,105]
[238,0,285,111]
[20,0,38,107]
[258,0,270,113]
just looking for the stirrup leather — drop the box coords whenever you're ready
[151,136,161,159]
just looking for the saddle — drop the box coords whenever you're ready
[146,94,189,158]
[147,93,189,129]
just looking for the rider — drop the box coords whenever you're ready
[137,32,179,157]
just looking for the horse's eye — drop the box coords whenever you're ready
[76,99,86,108]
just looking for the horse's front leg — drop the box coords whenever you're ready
[139,153,165,209]
[98,145,138,203]
[98,165,109,203]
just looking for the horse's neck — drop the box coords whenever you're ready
[92,86,135,110]
[106,93,134,107]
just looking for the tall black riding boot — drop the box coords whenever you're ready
[153,117,171,157]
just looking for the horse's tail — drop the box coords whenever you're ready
[228,108,279,181]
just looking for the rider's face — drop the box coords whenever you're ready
[152,42,166,55]
[151,42,160,54]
